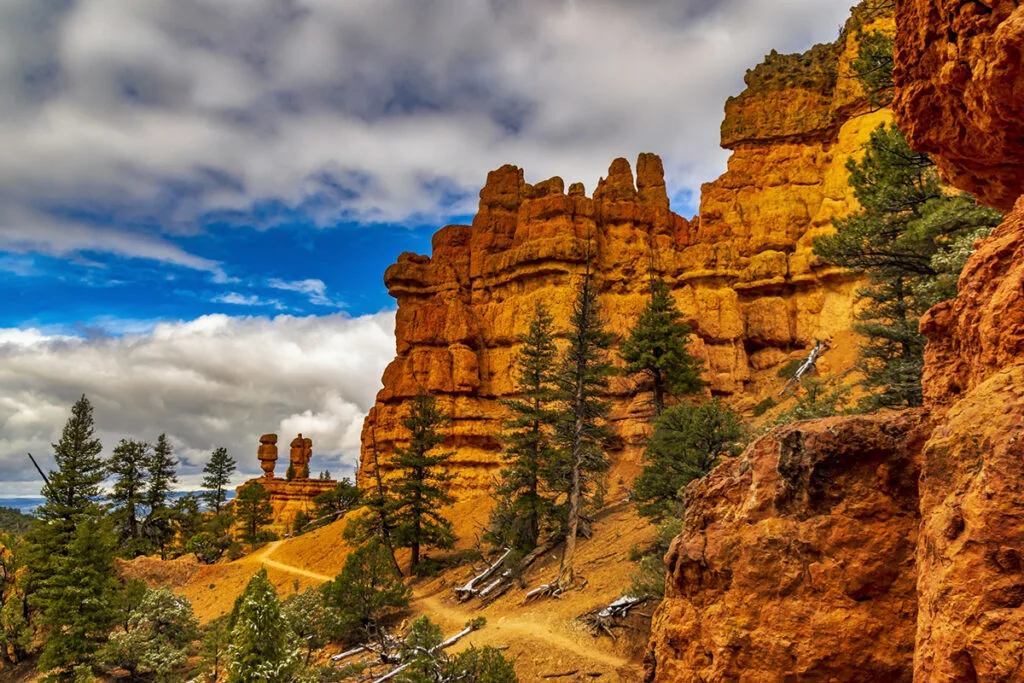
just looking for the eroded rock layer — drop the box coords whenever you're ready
[646,412,928,681]
[893,0,1024,211]
[360,12,894,495]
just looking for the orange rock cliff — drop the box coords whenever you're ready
[646,1,1024,680]
[359,8,896,497]
[238,433,335,531]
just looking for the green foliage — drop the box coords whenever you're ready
[113,579,148,633]
[108,439,151,556]
[396,617,517,683]
[752,397,777,417]
[548,268,615,538]
[235,483,273,547]
[281,588,331,664]
[850,31,894,109]
[487,303,560,553]
[312,479,361,528]
[198,617,230,683]
[226,569,301,683]
[321,540,410,645]
[773,375,852,426]
[629,518,682,599]
[143,434,178,559]
[619,279,706,416]
[201,447,237,515]
[101,587,199,681]
[171,494,204,557]
[291,510,309,536]
[0,534,35,663]
[35,516,120,677]
[815,122,1001,410]
[391,390,455,572]
[633,400,745,520]
[285,464,296,482]
[0,508,34,536]
[187,531,230,565]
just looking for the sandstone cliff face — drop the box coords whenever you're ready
[893,0,1024,211]
[649,3,1024,680]
[646,412,928,681]
[360,13,892,495]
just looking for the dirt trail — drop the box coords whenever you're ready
[246,541,334,582]
[416,592,629,669]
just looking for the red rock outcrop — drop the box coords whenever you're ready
[360,10,894,496]
[239,433,333,530]
[646,412,929,681]
[893,0,1024,211]
[649,2,1024,680]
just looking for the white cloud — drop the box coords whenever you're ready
[268,278,344,308]
[0,311,396,495]
[0,0,855,264]
[212,292,285,309]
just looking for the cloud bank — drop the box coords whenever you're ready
[0,311,396,496]
[0,0,855,268]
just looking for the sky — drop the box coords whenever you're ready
[0,0,856,496]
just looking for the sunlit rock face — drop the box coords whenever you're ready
[359,9,894,499]
[893,0,1024,212]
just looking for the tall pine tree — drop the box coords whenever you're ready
[551,260,614,588]
[201,447,236,514]
[391,390,455,573]
[619,278,705,417]
[486,302,561,554]
[235,483,273,546]
[24,396,117,676]
[107,439,151,555]
[143,433,178,559]
[814,34,1001,409]
[343,430,402,576]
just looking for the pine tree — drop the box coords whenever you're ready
[487,302,560,554]
[144,433,178,559]
[226,569,300,683]
[320,540,410,646]
[813,34,1001,410]
[312,478,361,526]
[551,261,615,588]
[391,390,455,573]
[619,278,706,417]
[632,400,745,520]
[24,396,114,676]
[343,431,402,576]
[107,439,151,555]
[35,517,120,676]
[201,447,236,514]
[235,483,273,546]
[171,494,204,556]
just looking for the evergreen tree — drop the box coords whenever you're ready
[226,569,300,682]
[101,587,199,680]
[0,534,35,663]
[234,483,273,546]
[397,616,518,683]
[312,478,361,526]
[281,587,331,665]
[143,433,178,559]
[107,439,151,555]
[321,540,410,646]
[201,447,236,514]
[633,400,745,520]
[487,302,560,554]
[35,517,120,677]
[171,494,204,556]
[815,125,1001,409]
[343,432,402,576]
[815,36,1001,410]
[391,390,455,573]
[619,278,706,416]
[551,262,615,588]
[23,396,114,677]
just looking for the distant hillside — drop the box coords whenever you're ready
[0,506,35,535]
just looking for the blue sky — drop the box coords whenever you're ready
[0,0,856,495]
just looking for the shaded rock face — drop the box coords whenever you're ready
[895,2,1024,679]
[360,12,892,495]
[648,3,1024,680]
[646,412,929,681]
[893,0,1024,211]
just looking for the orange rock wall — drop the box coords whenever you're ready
[360,13,894,496]
[237,478,336,532]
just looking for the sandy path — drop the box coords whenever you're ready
[417,593,629,669]
[247,541,334,582]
